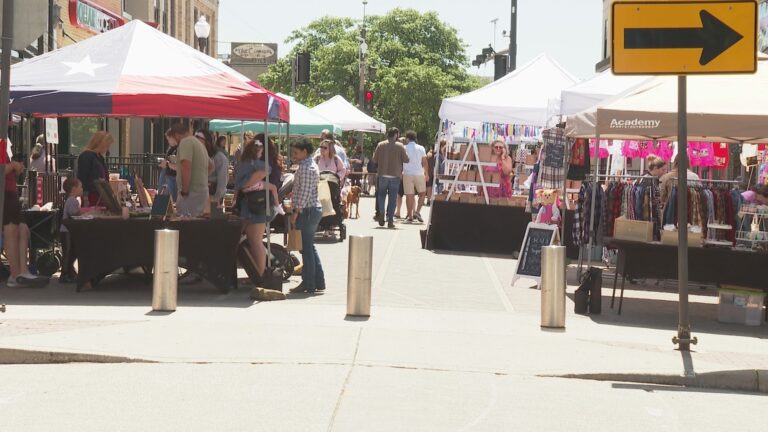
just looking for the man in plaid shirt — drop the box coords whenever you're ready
[289,139,326,294]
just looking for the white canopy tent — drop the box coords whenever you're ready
[560,71,652,116]
[438,54,579,126]
[311,95,386,133]
[566,56,768,143]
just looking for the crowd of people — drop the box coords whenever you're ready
[0,121,444,296]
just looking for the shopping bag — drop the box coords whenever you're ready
[588,267,603,314]
[287,226,303,252]
[318,181,336,217]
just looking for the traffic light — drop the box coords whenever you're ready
[494,54,509,81]
[364,90,374,112]
[296,52,310,84]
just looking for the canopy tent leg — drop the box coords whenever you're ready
[264,119,271,269]
[586,134,600,268]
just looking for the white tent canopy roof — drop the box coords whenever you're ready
[438,53,579,126]
[560,70,652,116]
[566,56,768,143]
[310,95,386,133]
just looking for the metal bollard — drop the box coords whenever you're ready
[152,229,179,312]
[346,236,373,317]
[540,246,566,329]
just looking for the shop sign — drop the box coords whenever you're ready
[230,43,278,65]
[612,1,757,75]
[69,0,126,34]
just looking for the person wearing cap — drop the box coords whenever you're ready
[166,123,213,216]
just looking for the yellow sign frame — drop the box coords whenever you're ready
[612,0,757,75]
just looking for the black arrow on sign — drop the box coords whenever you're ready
[624,9,744,66]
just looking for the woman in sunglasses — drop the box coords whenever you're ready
[314,139,347,182]
[484,140,514,198]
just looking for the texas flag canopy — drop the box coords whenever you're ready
[9,20,289,122]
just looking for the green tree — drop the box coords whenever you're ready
[258,9,482,146]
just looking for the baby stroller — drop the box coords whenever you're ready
[318,171,347,242]
[24,209,62,277]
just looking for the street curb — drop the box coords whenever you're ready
[0,348,154,365]
[542,370,768,394]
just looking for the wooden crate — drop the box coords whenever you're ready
[661,230,703,247]
[614,217,653,242]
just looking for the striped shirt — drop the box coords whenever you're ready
[293,157,320,209]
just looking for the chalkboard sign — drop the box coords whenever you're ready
[542,129,566,169]
[511,223,558,286]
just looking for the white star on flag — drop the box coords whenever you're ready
[62,55,107,77]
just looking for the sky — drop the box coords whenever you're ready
[218,0,604,80]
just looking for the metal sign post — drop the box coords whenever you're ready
[674,76,696,351]
[611,0,757,350]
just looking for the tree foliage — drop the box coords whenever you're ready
[258,9,483,145]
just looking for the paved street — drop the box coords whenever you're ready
[0,197,765,431]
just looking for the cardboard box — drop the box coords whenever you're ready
[434,193,449,202]
[487,172,500,184]
[614,217,653,242]
[477,145,493,162]
[718,287,765,326]
[458,145,468,160]
[489,197,502,206]
[513,196,528,207]
[449,193,461,202]
[661,230,703,247]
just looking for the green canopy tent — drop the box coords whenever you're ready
[209,93,342,137]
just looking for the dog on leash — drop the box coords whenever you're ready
[346,185,362,219]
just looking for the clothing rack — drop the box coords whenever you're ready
[586,174,648,180]
[671,177,741,185]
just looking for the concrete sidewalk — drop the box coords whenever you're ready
[0,197,765,389]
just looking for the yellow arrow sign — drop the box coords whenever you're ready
[612,1,757,75]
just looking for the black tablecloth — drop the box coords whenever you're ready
[64,218,242,293]
[427,201,577,257]
[610,239,768,290]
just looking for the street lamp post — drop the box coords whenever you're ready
[358,0,368,151]
[194,16,211,54]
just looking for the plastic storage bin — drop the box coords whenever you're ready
[717,287,765,326]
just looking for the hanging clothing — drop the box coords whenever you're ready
[567,138,590,181]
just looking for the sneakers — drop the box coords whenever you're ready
[375,213,385,227]
[414,212,424,223]
[405,217,414,223]
[7,274,49,288]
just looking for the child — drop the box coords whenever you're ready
[59,178,83,284]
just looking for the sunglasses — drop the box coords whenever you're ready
[321,146,329,150]
[493,146,504,150]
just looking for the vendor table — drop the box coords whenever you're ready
[427,200,578,257]
[64,218,242,293]
[609,239,768,316]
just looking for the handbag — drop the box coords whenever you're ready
[244,190,268,215]
[318,181,336,217]
[287,225,303,252]
[574,267,603,315]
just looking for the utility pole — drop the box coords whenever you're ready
[490,18,498,50]
[509,0,517,72]
[0,0,15,228]
[1,0,14,141]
